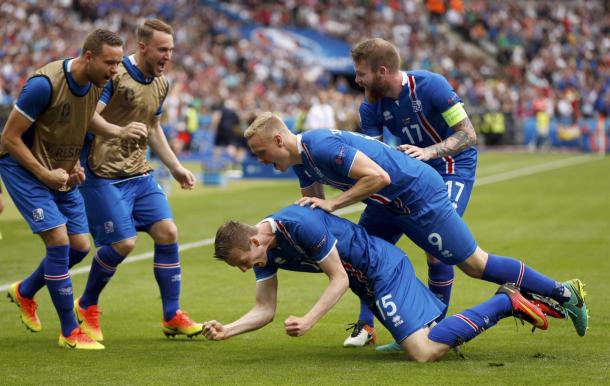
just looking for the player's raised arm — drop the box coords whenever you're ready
[203,276,278,340]
[284,247,349,337]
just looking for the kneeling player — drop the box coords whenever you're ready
[203,205,554,362]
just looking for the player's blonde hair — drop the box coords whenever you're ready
[214,221,257,261]
[82,29,123,56]
[137,19,174,44]
[244,112,289,141]
[351,38,401,72]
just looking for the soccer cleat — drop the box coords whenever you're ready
[522,291,566,319]
[162,310,203,338]
[58,327,105,350]
[561,279,589,337]
[343,321,376,347]
[74,297,104,341]
[376,341,402,352]
[7,282,42,332]
[497,283,548,330]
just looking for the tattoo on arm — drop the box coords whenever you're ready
[427,119,477,159]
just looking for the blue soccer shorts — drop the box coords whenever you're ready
[0,156,88,235]
[369,252,445,343]
[80,173,173,247]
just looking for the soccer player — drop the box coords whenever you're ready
[74,19,202,341]
[346,37,478,347]
[203,204,551,362]
[0,29,140,350]
[244,113,588,342]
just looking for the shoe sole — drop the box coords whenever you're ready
[163,328,203,339]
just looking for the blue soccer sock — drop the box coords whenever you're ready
[19,248,89,298]
[429,293,512,347]
[19,259,46,299]
[68,247,89,268]
[154,243,181,321]
[428,261,454,321]
[44,245,79,337]
[80,246,125,308]
[482,254,568,303]
[357,299,375,326]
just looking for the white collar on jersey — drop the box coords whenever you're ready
[66,58,74,72]
[259,218,277,233]
[401,71,408,86]
[128,54,138,66]
[296,134,304,153]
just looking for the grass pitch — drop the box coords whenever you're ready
[0,152,609,385]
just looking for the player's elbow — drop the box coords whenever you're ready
[373,170,391,190]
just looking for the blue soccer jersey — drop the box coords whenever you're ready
[253,205,445,341]
[359,70,477,180]
[293,129,446,215]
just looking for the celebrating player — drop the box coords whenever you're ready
[203,204,551,362]
[1,29,126,349]
[243,113,588,342]
[74,19,202,342]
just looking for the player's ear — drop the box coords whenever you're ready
[250,236,260,248]
[273,134,283,147]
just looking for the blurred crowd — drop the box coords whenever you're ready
[1,0,609,155]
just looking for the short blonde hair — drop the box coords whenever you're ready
[244,112,289,141]
[351,38,401,72]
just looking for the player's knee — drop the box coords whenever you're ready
[150,220,178,244]
[458,247,487,278]
[405,350,441,363]
[114,238,137,256]
[40,226,69,246]
[70,236,91,253]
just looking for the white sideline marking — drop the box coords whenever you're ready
[0,154,597,291]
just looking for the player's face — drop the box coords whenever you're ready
[354,60,387,102]
[248,133,291,172]
[226,244,268,273]
[86,44,123,87]
[141,31,174,77]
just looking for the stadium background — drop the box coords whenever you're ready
[0,0,609,384]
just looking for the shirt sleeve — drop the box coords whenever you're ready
[359,101,383,137]
[291,212,337,263]
[315,135,358,178]
[254,265,278,282]
[98,79,114,105]
[427,73,468,126]
[14,76,53,122]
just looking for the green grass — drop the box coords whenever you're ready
[0,152,609,385]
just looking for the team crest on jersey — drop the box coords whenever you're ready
[335,145,346,165]
[123,88,135,103]
[447,92,460,106]
[32,208,44,222]
[383,110,394,121]
[411,100,422,112]
[104,221,114,234]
